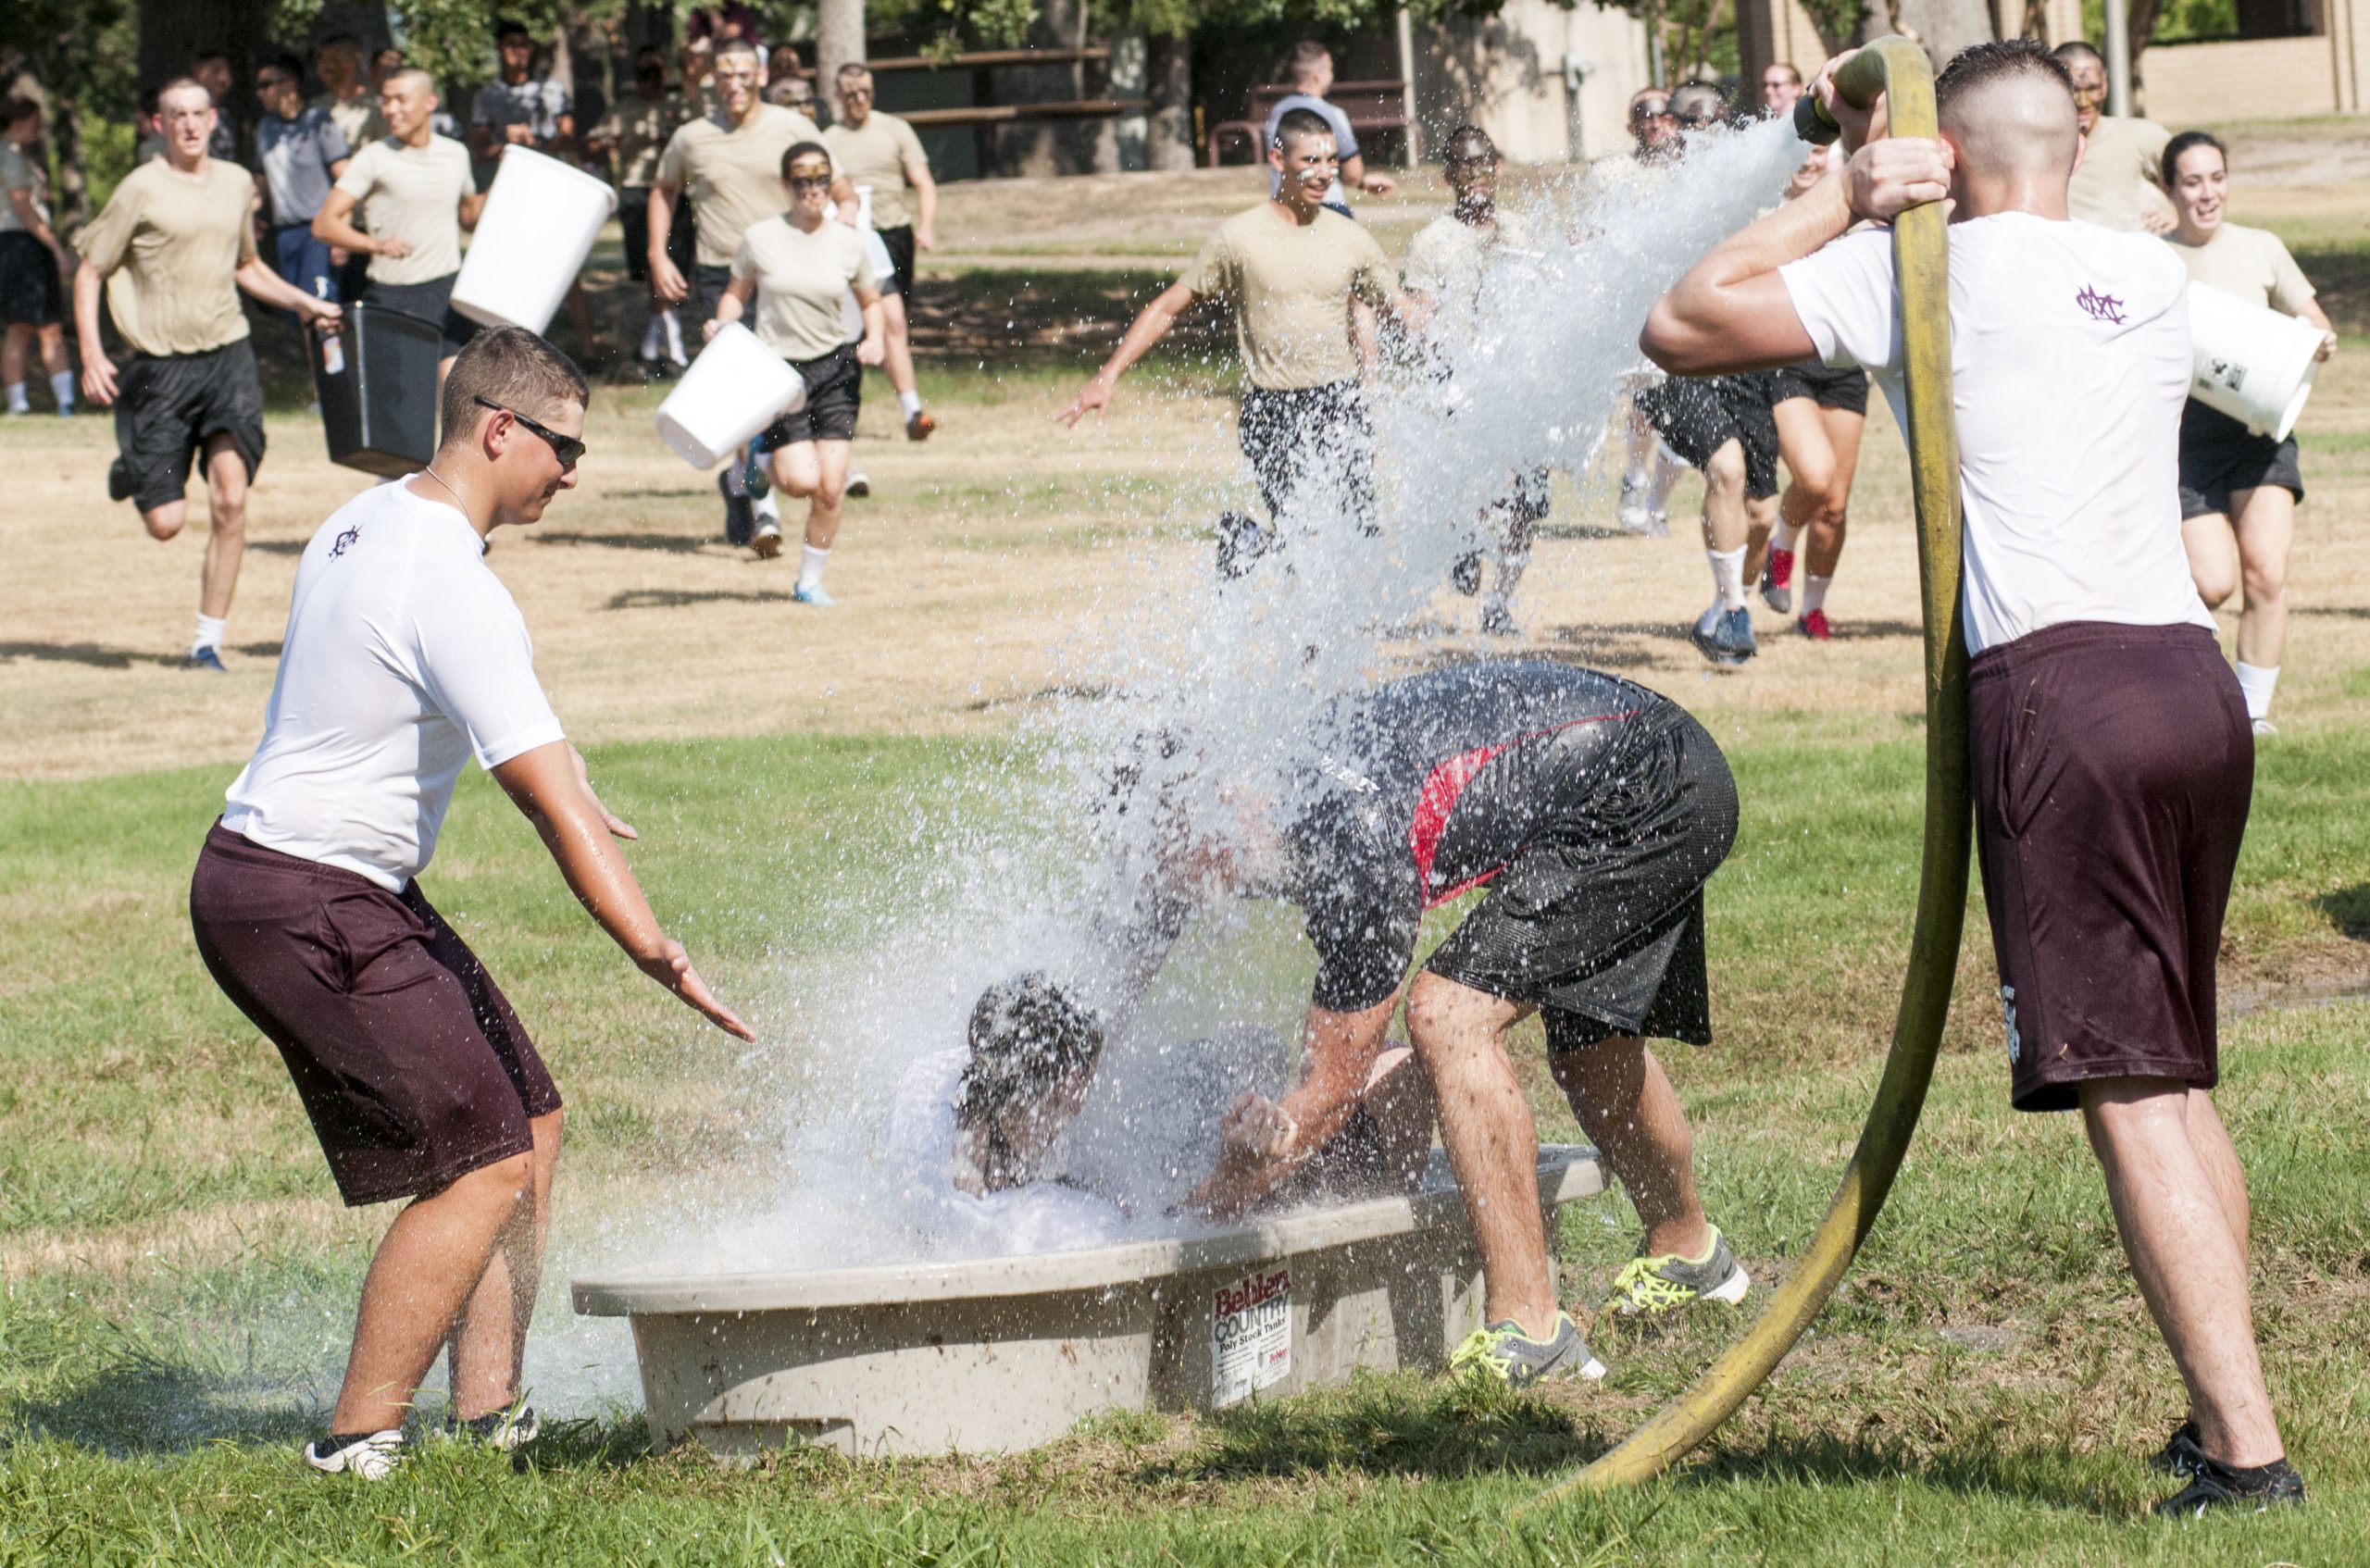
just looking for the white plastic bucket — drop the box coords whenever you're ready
[451,147,618,334]
[2187,280,2324,441]
[838,186,888,342]
[654,322,807,469]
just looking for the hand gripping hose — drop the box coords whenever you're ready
[1523,36,1970,1505]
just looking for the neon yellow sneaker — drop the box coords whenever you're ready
[1449,1312,1606,1388]
[1603,1226,1751,1319]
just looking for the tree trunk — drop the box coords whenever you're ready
[1145,31,1193,171]
[1892,0,1998,63]
[817,0,866,104]
[991,0,1103,176]
[50,83,90,239]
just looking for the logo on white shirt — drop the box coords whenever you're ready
[2074,284,2126,325]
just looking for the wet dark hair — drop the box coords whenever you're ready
[956,973,1104,1126]
[2049,40,2104,70]
[2162,129,2226,189]
[1938,38,2074,119]
[780,140,831,180]
[1272,106,1334,153]
[1442,123,1498,167]
[2,96,37,131]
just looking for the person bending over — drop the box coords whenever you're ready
[2162,130,2336,738]
[1643,39,2298,1517]
[191,328,753,1483]
[1056,109,1422,561]
[971,662,1751,1388]
[75,77,342,669]
[706,141,886,600]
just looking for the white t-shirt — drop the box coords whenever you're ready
[1778,212,2211,655]
[221,482,566,891]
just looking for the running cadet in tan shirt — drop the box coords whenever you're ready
[1057,107,1418,563]
[2053,42,2174,233]
[824,64,938,442]
[73,76,340,670]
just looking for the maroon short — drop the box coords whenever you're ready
[1969,621,2252,1112]
[189,823,562,1205]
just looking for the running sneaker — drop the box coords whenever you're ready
[1690,606,1757,666]
[1451,1313,1605,1388]
[2154,1454,2304,1519]
[1603,1226,1751,1318]
[1480,604,1518,639]
[2252,716,2278,739]
[845,470,871,499]
[717,471,755,547]
[1797,608,1833,641]
[1759,547,1795,614]
[1451,551,1483,596]
[304,1429,404,1479]
[906,410,937,442]
[792,583,834,606]
[2151,1419,2204,1477]
[443,1405,541,1452]
[187,646,229,674]
[750,517,783,560]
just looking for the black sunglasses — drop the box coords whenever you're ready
[476,396,584,467]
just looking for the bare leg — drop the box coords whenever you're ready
[1698,441,1749,554]
[330,1151,533,1434]
[446,1110,564,1419]
[1739,492,1779,587]
[1802,407,1863,580]
[881,293,920,409]
[2228,484,2294,674]
[1,322,25,392]
[2079,1078,2282,1468]
[1549,1038,1711,1259]
[2180,511,2240,612]
[1407,973,1556,1337]
[772,440,850,551]
[197,436,249,621]
[564,280,597,356]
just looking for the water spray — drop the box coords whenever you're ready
[1522,36,1971,1503]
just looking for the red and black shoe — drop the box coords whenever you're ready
[1796,608,1832,641]
[1758,547,1794,614]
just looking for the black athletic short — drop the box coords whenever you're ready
[2178,397,2303,519]
[362,272,479,358]
[876,223,916,297]
[1969,621,2252,1113]
[1239,380,1377,530]
[1639,371,1781,499]
[190,824,563,1206]
[619,185,697,286]
[1769,359,1869,417]
[0,231,62,327]
[755,343,861,447]
[1424,710,1738,1051]
[689,261,735,334]
[111,340,267,514]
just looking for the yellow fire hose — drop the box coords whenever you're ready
[1521,37,1970,1506]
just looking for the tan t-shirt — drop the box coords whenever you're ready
[78,158,258,357]
[1182,205,1393,391]
[2069,116,2174,233]
[823,112,929,230]
[318,91,386,150]
[0,142,45,233]
[2165,222,2316,317]
[731,214,875,362]
[655,103,824,266]
[1402,209,1540,310]
[593,93,683,190]
[335,134,476,285]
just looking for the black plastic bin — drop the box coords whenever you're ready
[311,304,442,478]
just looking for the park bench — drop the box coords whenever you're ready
[867,46,1144,131]
[1204,80,1418,168]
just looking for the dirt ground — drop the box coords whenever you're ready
[6,135,2366,784]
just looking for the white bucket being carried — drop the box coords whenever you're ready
[2188,280,2325,442]
[655,322,807,469]
[838,185,888,343]
[451,147,618,334]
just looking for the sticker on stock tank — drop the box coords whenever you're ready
[1210,1266,1291,1408]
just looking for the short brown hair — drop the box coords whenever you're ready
[780,140,831,180]
[439,327,587,453]
[1,96,38,131]
[1287,41,1331,81]
[1940,38,2074,118]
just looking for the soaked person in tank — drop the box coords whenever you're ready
[963,660,1752,1390]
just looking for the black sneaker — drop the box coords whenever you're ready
[443,1405,541,1451]
[2150,1418,2204,1476]
[2154,1454,2304,1519]
[717,471,755,548]
[1450,551,1483,596]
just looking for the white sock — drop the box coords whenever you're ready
[753,491,781,524]
[193,614,228,652]
[1706,546,1747,612]
[797,544,830,591]
[661,308,685,360]
[1649,454,1682,512]
[53,370,74,408]
[1623,465,1649,491]
[1801,574,1832,615]
[2235,662,2279,721]
[898,389,923,419]
[1771,517,1799,553]
[4,381,24,413]
[640,316,664,358]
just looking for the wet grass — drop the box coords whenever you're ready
[3,721,2368,1561]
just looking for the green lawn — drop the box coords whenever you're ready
[3,722,2366,1563]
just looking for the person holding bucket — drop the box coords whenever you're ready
[705,141,884,601]
[2163,130,2338,739]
